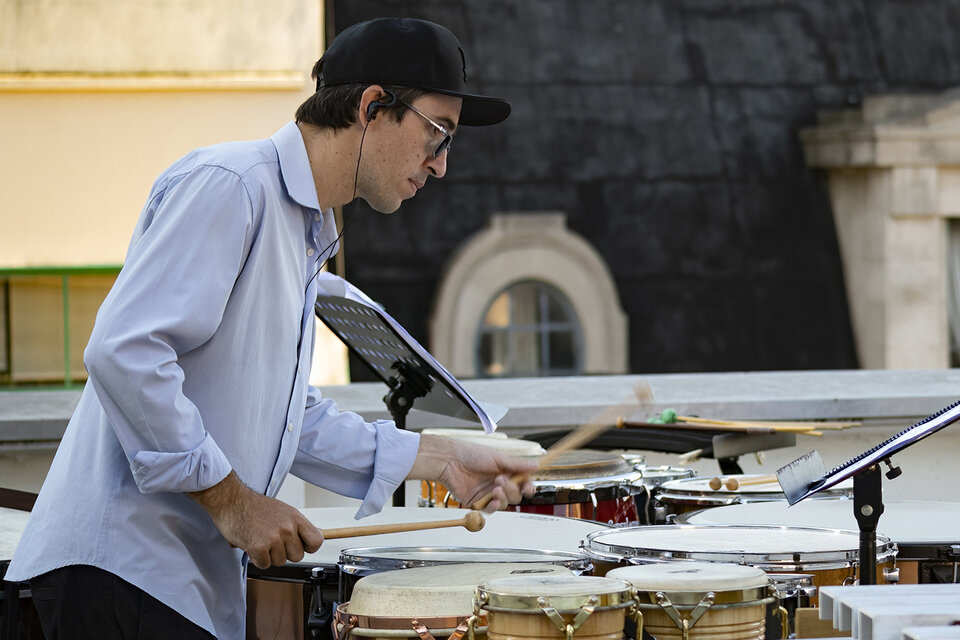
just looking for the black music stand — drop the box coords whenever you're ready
[776,400,960,585]
[314,291,501,505]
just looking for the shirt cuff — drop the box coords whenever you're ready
[354,423,420,518]
[130,432,232,494]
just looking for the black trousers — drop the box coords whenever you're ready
[29,565,215,640]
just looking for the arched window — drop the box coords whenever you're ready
[476,280,583,377]
[431,212,627,378]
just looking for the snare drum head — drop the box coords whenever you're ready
[678,500,960,546]
[420,428,508,439]
[422,429,546,457]
[582,524,894,568]
[533,450,633,480]
[347,562,571,617]
[296,507,610,567]
[608,562,768,591]
[340,546,589,575]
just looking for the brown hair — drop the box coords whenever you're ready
[295,57,428,129]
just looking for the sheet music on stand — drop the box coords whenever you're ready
[777,399,960,505]
[312,273,502,433]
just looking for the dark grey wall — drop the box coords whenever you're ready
[332,0,960,379]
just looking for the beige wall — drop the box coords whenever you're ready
[0,0,323,268]
[0,0,318,73]
[0,89,316,266]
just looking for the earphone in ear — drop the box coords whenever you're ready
[365,89,397,121]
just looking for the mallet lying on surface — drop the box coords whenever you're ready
[708,474,777,491]
[319,511,485,539]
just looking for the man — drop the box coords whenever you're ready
[7,17,535,640]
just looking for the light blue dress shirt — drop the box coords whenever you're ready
[6,121,421,639]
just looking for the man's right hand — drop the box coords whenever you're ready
[188,471,324,569]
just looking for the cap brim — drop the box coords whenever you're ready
[432,89,511,126]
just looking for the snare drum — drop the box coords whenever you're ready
[333,562,572,640]
[678,500,960,584]
[580,524,897,600]
[654,475,852,523]
[608,562,774,640]
[247,507,606,640]
[419,430,546,508]
[516,450,648,524]
[475,574,637,640]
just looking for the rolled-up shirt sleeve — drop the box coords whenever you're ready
[290,386,420,517]
[84,164,254,494]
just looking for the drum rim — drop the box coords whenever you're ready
[339,546,590,575]
[334,601,488,633]
[580,524,897,567]
[476,575,635,613]
[525,470,646,503]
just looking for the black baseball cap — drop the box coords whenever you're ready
[317,17,510,126]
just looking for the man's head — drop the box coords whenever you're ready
[296,17,510,129]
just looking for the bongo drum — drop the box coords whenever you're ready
[419,429,546,508]
[247,507,606,640]
[517,450,647,524]
[339,548,591,604]
[678,500,960,584]
[607,562,776,640]
[579,524,897,601]
[654,475,852,523]
[474,574,637,640]
[333,562,572,640]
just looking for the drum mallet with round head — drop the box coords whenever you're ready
[319,511,485,539]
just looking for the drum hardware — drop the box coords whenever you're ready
[472,575,639,640]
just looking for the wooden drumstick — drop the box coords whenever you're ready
[731,474,777,488]
[319,511,485,539]
[471,382,655,510]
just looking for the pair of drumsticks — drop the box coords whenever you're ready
[320,382,653,540]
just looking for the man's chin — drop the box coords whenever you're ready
[362,196,402,214]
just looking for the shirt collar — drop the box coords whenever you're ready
[271,121,321,211]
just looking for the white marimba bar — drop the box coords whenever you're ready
[817,584,960,640]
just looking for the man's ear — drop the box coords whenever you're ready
[360,85,396,124]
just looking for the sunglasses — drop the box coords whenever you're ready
[398,98,453,158]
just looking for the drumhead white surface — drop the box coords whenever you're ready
[481,574,629,597]
[420,429,546,456]
[296,507,610,565]
[608,562,768,591]
[0,507,30,561]
[421,428,507,439]
[589,525,862,553]
[347,562,571,617]
[679,500,960,544]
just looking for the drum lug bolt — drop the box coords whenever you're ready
[588,595,599,605]
[537,597,548,606]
